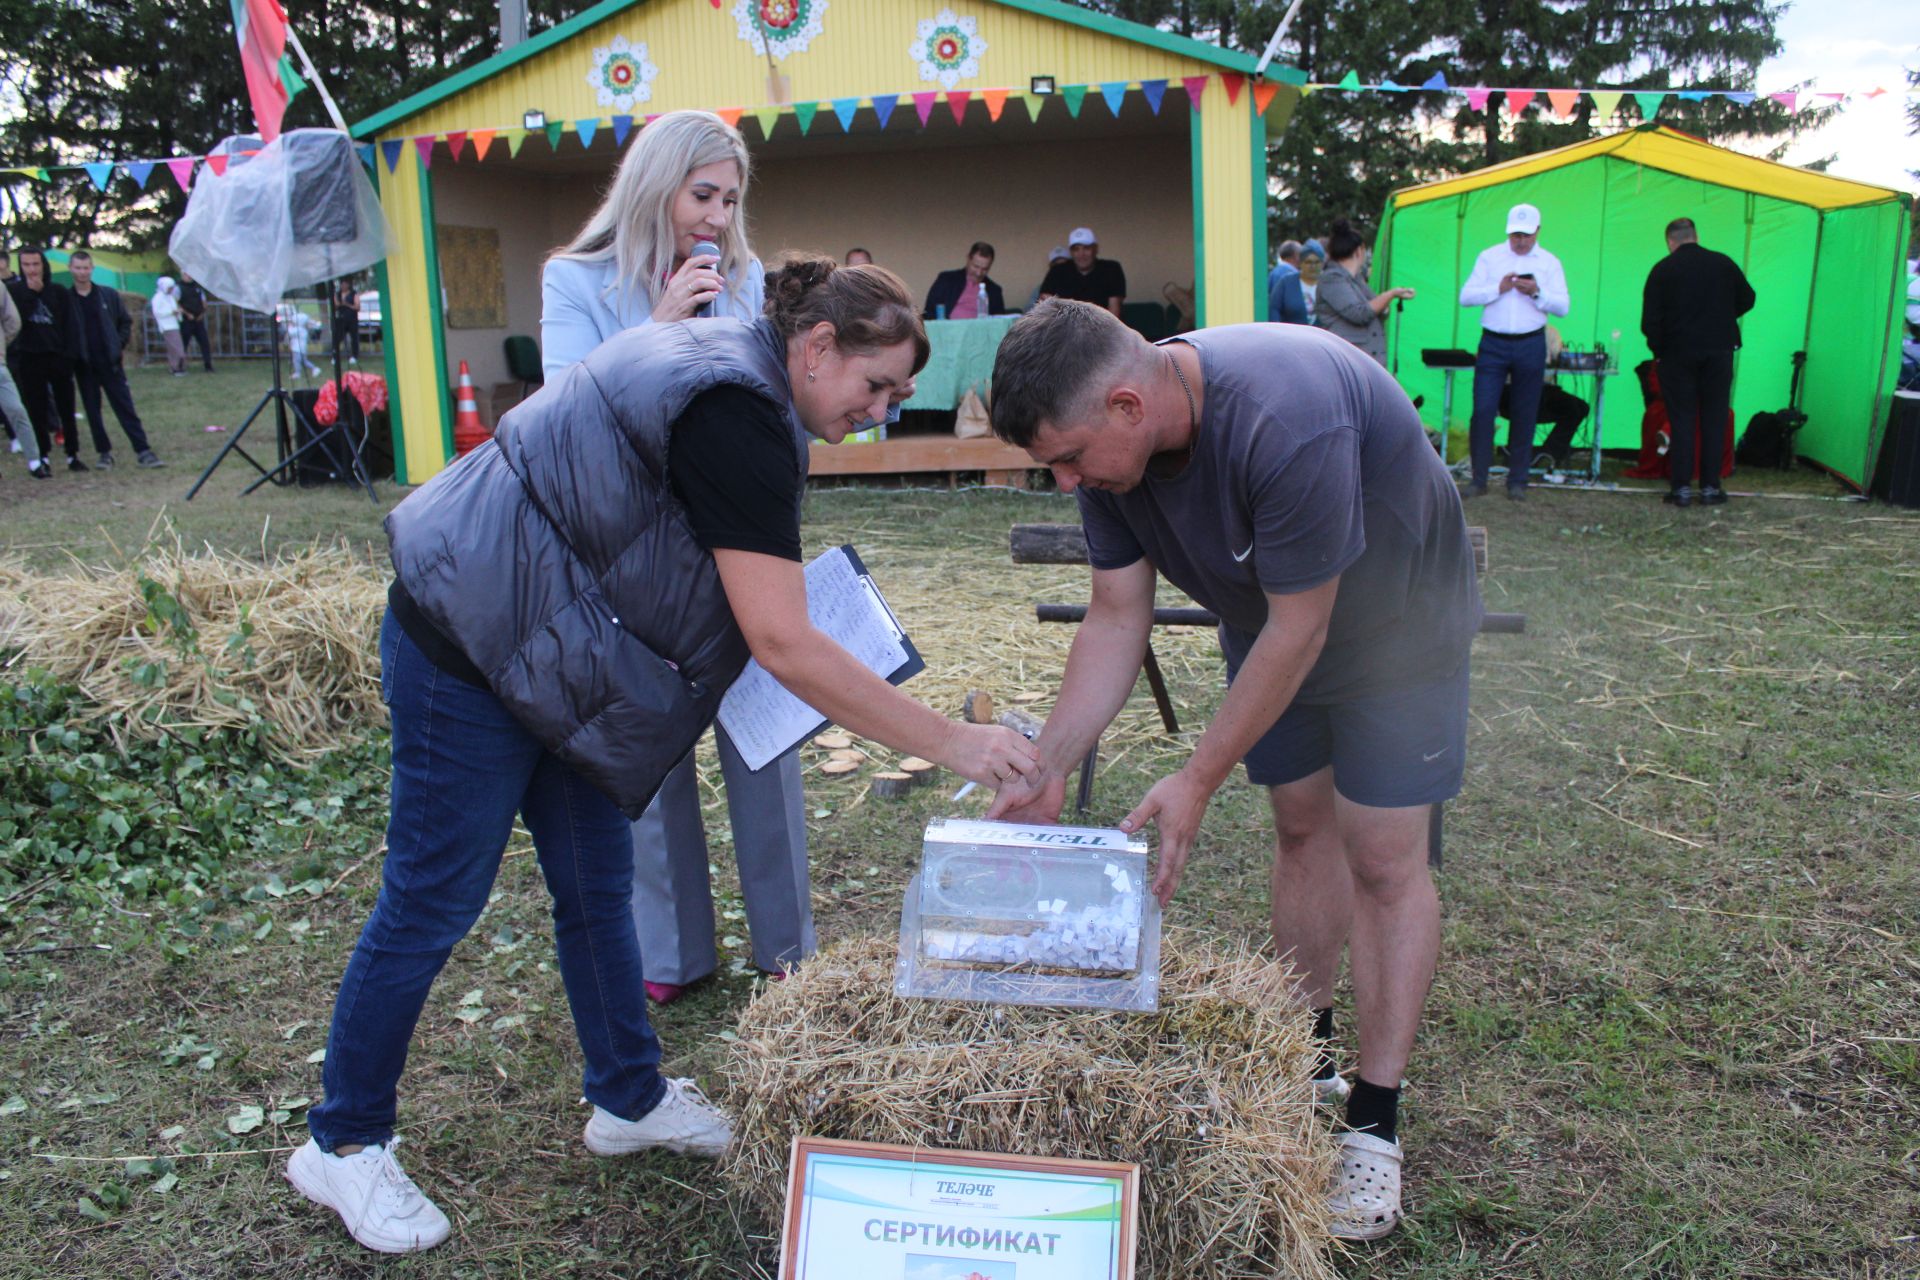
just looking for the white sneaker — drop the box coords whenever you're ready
[1327,1131,1403,1241]
[285,1137,451,1254]
[1314,1071,1351,1106]
[7,438,18,453]
[582,1077,733,1158]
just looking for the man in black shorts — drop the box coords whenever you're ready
[987,300,1481,1241]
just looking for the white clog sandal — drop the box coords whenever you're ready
[1327,1130,1403,1241]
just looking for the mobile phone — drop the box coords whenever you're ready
[1516,273,1535,280]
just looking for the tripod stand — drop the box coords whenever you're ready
[185,297,378,503]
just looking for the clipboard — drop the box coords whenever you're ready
[718,544,925,771]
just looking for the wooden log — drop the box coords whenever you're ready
[1009,523,1091,564]
[1469,525,1488,577]
[996,707,1044,740]
[1036,603,1218,626]
[962,690,996,724]
[829,748,868,764]
[812,731,853,750]
[900,757,938,784]
[1480,611,1527,634]
[819,759,861,776]
[869,771,917,799]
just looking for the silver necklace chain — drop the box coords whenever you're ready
[1166,348,1197,444]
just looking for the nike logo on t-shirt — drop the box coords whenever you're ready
[1232,543,1254,563]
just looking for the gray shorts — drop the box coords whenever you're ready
[1220,625,1469,808]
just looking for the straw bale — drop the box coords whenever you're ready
[721,932,1337,1279]
[0,545,385,757]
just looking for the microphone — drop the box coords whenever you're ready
[692,239,720,318]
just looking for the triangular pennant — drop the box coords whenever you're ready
[445,130,468,160]
[1724,91,1755,105]
[832,97,859,131]
[470,129,497,159]
[1061,84,1088,117]
[1100,81,1128,116]
[1589,90,1623,119]
[127,160,156,189]
[1299,84,1319,96]
[206,152,231,177]
[612,115,633,146]
[981,88,1009,121]
[1380,78,1405,93]
[871,94,899,127]
[83,161,115,191]
[946,91,971,125]
[1634,91,1664,118]
[1221,72,1246,104]
[167,157,197,189]
[1466,87,1492,111]
[279,53,307,100]
[28,168,49,182]
[1019,91,1046,121]
[753,105,782,138]
[1140,79,1167,114]
[355,143,375,170]
[715,107,744,128]
[1819,91,1845,101]
[794,101,819,134]
[575,118,599,148]
[379,141,404,173]
[1769,91,1797,110]
[913,91,938,126]
[1421,72,1448,91]
[1252,80,1282,114]
[1677,90,1707,102]
[505,129,527,157]
[1546,89,1580,118]
[1183,75,1209,109]
[1505,89,1534,115]
[1337,70,1361,91]
[413,136,435,168]
[1865,86,1886,98]
[545,121,564,149]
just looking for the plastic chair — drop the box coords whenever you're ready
[503,335,543,396]
[1120,302,1168,342]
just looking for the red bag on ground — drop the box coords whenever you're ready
[1622,362,1735,481]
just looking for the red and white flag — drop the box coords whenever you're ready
[231,0,306,141]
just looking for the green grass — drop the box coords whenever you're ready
[1,368,1917,1277]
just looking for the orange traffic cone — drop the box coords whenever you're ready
[451,359,490,456]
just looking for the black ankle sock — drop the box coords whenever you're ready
[1311,1007,1337,1080]
[1345,1076,1401,1144]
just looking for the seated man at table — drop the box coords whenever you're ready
[844,248,874,266]
[1040,227,1126,319]
[1500,326,1589,471]
[924,242,1006,319]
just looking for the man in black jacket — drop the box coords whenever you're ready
[923,241,1006,320]
[4,247,86,471]
[1641,218,1755,507]
[68,251,162,469]
[177,272,214,372]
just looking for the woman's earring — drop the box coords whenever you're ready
[807,371,816,383]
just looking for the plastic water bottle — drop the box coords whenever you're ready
[935,303,947,320]
[976,282,990,318]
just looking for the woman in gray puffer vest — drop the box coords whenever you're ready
[291,258,1040,1255]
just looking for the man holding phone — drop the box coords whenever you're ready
[1458,204,1570,499]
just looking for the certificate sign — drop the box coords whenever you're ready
[782,1138,1138,1280]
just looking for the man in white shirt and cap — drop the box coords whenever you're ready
[1457,203,1570,499]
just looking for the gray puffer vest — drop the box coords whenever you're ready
[385,317,806,817]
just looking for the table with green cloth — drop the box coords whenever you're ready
[903,315,1020,411]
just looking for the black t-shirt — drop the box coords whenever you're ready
[389,382,803,686]
[1041,258,1127,307]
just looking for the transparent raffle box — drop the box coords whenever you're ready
[895,818,1162,1012]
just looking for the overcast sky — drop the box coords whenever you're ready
[1752,3,1917,190]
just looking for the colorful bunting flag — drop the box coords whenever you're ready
[1140,78,1167,114]
[413,136,435,168]
[83,162,115,191]
[1380,78,1405,93]
[1252,80,1283,115]
[207,152,232,177]
[1183,75,1208,110]
[832,97,859,131]
[945,91,971,125]
[715,108,744,128]
[1677,90,1707,102]
[1221,73,1245,104]
[753,105,781,138]
[354,143,375,170]
[1634,91,1664,118]
[1061,84,1087,118]
[505,129,527,157]
[1336,70,1361,91]
[612,115,633,146]
[545,122,563,149]
[1504,89,1534,115]
[446,130,468,160]
[127,160,156,189]
[470,128,497,159]
[1099,81,1127,116]
[1589,90,1623,119]
[912,91,938,126]
[1546,89,1580,118]
[871,94,898,128]
[574,118,597,148]
[1725,91,1755,105]
[1466,87,1491,111]
[1018,91,1046,121]
[1769,91,1797,110]
[1421,72,1448,91]
[981,88,1009,121]
[379,141,403,173]
[794,101,819,134]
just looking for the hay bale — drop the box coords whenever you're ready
[721,932,1337,1279]
[0,544,385,757]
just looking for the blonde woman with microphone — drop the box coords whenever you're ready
[540,110,806,1009]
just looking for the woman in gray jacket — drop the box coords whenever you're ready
[1313,219,1414,367]
[289,258,1039,1255]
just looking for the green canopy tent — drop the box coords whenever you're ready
[1375,125,1912,487]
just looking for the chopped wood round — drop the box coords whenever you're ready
[868,771,917,799]
[818,759,861,776]
[961,690,996,724]
[899,757,938,783]
[812,732,853,750]
[828,748,868,764]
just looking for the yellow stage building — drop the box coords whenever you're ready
[350,0,1298,482]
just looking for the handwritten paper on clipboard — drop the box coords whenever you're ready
[719,545,925,771]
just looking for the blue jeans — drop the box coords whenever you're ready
[1469,330,1545,490]
[306,611,667,1152]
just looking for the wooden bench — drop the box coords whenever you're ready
[1009,523,1523,865]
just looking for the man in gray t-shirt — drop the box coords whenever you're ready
[987,302,1481,1243]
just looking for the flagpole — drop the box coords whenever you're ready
[1253,0,1307,79]
[285,27,349,133]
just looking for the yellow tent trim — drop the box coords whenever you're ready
[1391,125,1904,213]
